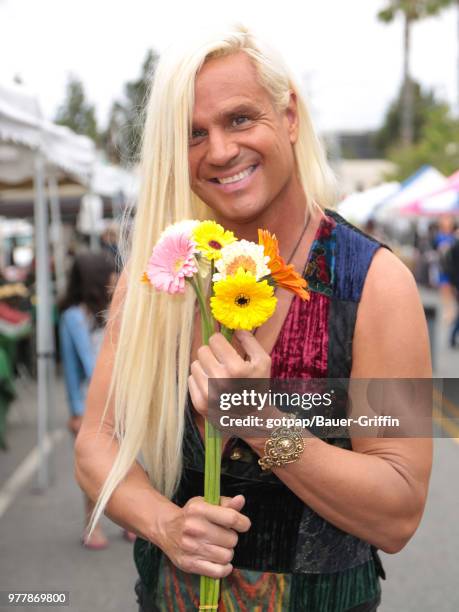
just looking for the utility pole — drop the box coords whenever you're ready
[401,11,414,145]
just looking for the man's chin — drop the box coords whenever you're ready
[207,199,268,226]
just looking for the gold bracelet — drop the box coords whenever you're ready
[258,421,305,471]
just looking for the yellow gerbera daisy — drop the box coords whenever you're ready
[210,268,277,330]
[192,220,236,261]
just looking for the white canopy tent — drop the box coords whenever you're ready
[337,182,400,226]
[0,82,95,489]
[0,83,94,179]
[92,161,139,202]
[373,165,447,223]
[77,160,139,243]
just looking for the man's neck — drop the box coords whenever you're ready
[213,177,310,261]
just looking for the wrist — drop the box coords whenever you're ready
[258,424,306,471]
[244,418,314,471]
[243,435,267,456]
[147,499,181,550]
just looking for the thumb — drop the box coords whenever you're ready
[220,494,246,511]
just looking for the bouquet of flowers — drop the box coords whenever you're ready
[142,219,309,610]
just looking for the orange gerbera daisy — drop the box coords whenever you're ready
[258,229,310,301]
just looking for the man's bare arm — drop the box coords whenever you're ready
[74,270,251,579]
[245,248,432,553]
[73,269,177,545]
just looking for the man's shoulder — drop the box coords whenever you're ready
[321,208,387,303]
[353,247,430,377]
[359,247,422,343]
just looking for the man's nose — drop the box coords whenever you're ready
[206,129,239,166]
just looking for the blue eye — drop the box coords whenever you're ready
[190,128,207,144]
[232,115,250,127]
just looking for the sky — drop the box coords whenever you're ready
[0,0,457,133]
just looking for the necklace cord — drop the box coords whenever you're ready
[284,213,310,267]
[251,213,310,339]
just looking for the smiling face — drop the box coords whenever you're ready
[188,52,300,225]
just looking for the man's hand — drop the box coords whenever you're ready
[159,494,251,578]
[188,330,271,420]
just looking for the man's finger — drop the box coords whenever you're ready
[208,333,245,366]
[234,330,268,362]
[220,495,245,511]
[197,344,225,377]
[190,361,209,400]
[190,360,208,384]
[188,375,205,413]
[199,501,251,533]
[198,542,235,565]
[192,559,233,579]
[203,522,239,549]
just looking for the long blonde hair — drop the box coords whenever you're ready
[91,24,336,526]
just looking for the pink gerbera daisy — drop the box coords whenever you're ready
[145,232,198,294]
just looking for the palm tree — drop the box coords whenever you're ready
[378,1,452,145]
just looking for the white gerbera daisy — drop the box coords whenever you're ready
[212,239,271,282]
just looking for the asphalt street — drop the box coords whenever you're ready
[0,381,138,612]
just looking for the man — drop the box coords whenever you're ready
[441,230,459,346]
[75,26,432,611]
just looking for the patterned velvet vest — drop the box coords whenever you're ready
[134,210,386,608]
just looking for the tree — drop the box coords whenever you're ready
[55,76,99,143]
[378,0,452,145]
[103,49,158,166]
[375,80,439,153]
[385,102,459,179]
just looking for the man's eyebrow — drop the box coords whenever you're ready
[218,103,260,119]
[191,103,261,129]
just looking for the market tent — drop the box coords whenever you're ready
[92,161,139,202]
[0,83,95,290]
[0,81,95,489]
[399,169,459,216]
[0,160,138,221]
[0,83,94,180]
[373,165,447,222]
[0,182,111,221]
[337,182,400,226]
[76,160,139,239]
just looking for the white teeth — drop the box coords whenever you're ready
[217,166,255,184]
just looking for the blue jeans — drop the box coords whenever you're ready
[59,306,96,417]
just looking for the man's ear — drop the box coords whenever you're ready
[285,91,299,144]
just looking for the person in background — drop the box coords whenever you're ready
[101,224,121,271]
[433,215,456,254]
[433,215,456,323]
[440,230,459,347]
[59,252,134,548]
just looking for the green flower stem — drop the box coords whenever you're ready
[220,324,234,343]
[190,278,213,341]
[190,273,222,610]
